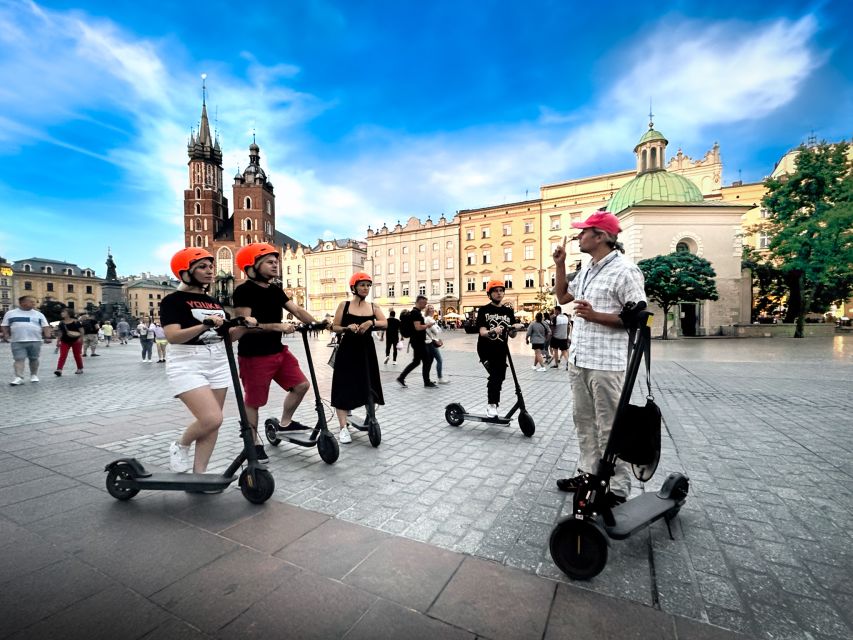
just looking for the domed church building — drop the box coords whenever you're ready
[608,121,753,337]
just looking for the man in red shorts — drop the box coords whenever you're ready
[233,243,322,462]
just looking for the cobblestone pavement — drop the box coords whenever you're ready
[1,333,850,639]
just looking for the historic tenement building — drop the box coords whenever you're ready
[305,239,367,317]
[365,215,459,316]
[10,258,103,313]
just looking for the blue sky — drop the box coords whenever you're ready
[0,0,850,277]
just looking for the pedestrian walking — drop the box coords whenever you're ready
[80,313,100,357]
[549,306,571,368]
[553,211,646,507]
[152,321,168,362]
[526,311,551,371]
[137,317,155,362]
[330,272,387,443]
[54,308,84,376]
[231,243,322,463]
[396,294,435,388]
[1,295,52,385]
[383,310,400,365]
[116,318,130,344]
[101,321,114,347]
[424,304,449,383]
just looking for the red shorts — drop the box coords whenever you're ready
[238,347,308,408]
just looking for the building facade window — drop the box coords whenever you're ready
[503,224,512,236]
[388,284,395,298]
[524,245,534,260]
[67,284,74,293]
[418,282,426,296]
[431,281,440,296]
[446,241,453,249]
[419,244,425,253]
[481,227,491,239]
[466,252,476,265]
[504,275,513,289]
[446,257,454,269]
[418,260,426,271]
[402,282,410,296]
[482,251,490,264]
[431,259,439,270]
[446,281,454,294]
[465,229,474,240]
[524,221,533,233]
[86,286,93,294]
[525,275,534,288]
[759,232,771,249]
[550,216,561,230]
[503,248,512,261]
[467,277,476,292]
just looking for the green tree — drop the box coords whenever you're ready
[742,247,787,322]
[39,300,65,323]
[761,142,853,337]
[638,252,719,339]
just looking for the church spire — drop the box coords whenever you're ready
[188,74,222,165]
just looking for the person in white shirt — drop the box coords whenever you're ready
[0,295,52,385]
[424,305,449,383]
[549,306,571,369]
[552,212,646,506]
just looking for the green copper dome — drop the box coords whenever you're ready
[635,128,667,148]
[608,171,703,213]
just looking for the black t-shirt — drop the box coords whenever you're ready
[476,304,516,347]
[385,316,400,341]
[159,291,226,345]
[232,280,291,357]
[59,320,83,344]
[408,307,426,344]
[81,319,98,334]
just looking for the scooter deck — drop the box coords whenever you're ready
[605,492,681,540]
[464,414,511,426]
[279,430,322,446]
[123,472,236,491]
[347,417,370,431]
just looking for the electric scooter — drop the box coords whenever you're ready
[104,317,275,504]
[344,330,382,447]
[444,328,535,437]
[264,322,340,464]
[548,302,690,579]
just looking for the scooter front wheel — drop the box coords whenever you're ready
[264,418,282,446]
[105,464,140,501]
[368,420,381,447]
[518,411,535,437]
[445,403,465,427]
[549,518,609,580]
[239,468,275,504]
[317,432,340,464]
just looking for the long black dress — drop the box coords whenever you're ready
[331,302,385,411]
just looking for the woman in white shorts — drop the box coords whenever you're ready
[159,248,255,474]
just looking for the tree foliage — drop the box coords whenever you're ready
[39,300,65,323]
[760,141,853,337]
[638,251,719,339]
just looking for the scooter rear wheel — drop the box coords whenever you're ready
[518,411,535,437]
[264,418,282,446]
[317,432,340,464]
[368,420,381,447]
[239,468,275,504]
[549,518,608,580]
[105,464,140,501]
[445,403,465,427]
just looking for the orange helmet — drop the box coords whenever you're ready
[236,243,278,279]
[349,271,373,288]
[170,248,214,283]
[486,279,506,295]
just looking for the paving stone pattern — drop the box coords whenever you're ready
[0,333,850,639]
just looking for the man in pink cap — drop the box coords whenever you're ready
[552,211,646,507]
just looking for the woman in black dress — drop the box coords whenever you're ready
[330,272,387,444]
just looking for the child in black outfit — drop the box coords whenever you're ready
[476,279,524,417]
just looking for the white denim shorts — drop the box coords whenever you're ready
[165,341,232,397]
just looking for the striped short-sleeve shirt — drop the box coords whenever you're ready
[568,251,646,371]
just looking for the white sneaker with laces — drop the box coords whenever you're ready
[9,376,23,386]
[438,377,449,384]
[536,365,546,371]
[169,441,191,473]
[485,404,499,418]
[30,374,40,383]
[339,427,352,444]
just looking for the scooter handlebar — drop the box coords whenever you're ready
[205,316,251,336]
[487,327,519,340]
[295,320,330,334]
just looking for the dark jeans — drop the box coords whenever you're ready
[477,342,507,405]
[140,338,154,360]
[399,340,433,385]
[385,338,398,362]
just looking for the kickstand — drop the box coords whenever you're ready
[664,515,676,541]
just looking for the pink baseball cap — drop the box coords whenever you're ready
[571,211,621,236]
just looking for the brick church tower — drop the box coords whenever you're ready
[182,84,276,302]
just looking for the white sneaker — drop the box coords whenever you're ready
[531,365,539,370]
[30,375,39,383]
[339,427,352,444]
[536,366,546,371]
[9,376,23,386]
[485,404,499,418]
[169,441,191,473]
[438,377,450,384]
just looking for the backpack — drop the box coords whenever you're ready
[399,309,415,338]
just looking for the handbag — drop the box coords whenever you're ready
[328,343,338,368]
[613,323,661,481]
